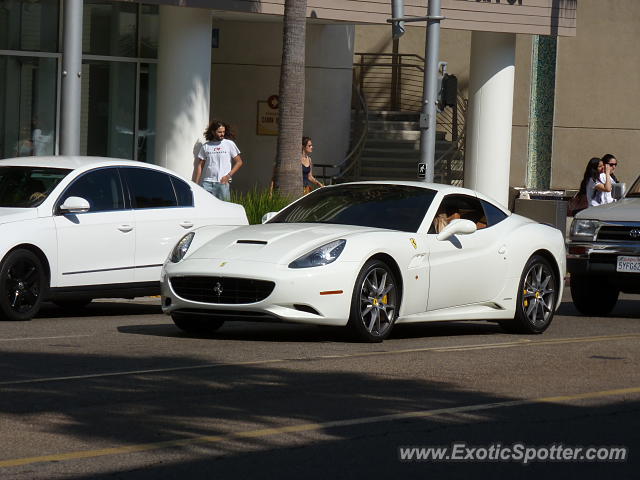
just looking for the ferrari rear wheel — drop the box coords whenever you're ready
[348,259,398,343]
[171,313,224,335]
[504,255,557,334]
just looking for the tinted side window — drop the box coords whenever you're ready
[481,199,508,227]
[62,168,124,212]
[122,168,177,209]
[170,176,193,207]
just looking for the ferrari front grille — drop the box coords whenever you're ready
[170,276,275,304]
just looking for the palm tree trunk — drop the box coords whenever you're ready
[273,0,307,199]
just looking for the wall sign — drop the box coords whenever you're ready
[257,98,279,136]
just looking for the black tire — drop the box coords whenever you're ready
[53,299,93,309]
[347,259,399,343]
[502,254,558,334]
[570,274,618,316]
[171,313,224,335]
[0,249,47,321]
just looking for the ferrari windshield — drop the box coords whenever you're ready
[269,184,437,232]
[0,166,71,208]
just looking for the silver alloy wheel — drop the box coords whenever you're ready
[521,261,555,327]
[358,266,397,337]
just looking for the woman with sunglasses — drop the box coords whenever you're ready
[599,153,619,204]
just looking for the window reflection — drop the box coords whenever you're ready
[80,61,136,159]
[0,0,59,52]
[83,1,137,57]
[0,55,57,158]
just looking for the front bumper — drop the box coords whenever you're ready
[566,241,640,292]
[161,258,359,326]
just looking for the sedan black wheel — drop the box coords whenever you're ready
[348,259,398,342]
[503,255,557,334]
[171,313,224,335]
[0,249,46,321]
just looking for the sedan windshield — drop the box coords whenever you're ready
[269,184,437,232]
[0,166,71,208]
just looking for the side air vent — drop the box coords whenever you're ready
[236,240,268,245]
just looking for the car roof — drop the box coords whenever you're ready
[0,156,172,174]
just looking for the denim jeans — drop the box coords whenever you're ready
[202,181,231,201]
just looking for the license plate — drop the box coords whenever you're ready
[616,256,640,273]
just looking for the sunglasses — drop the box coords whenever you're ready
[607,163,618,166]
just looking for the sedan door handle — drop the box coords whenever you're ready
[498,245,507,255]
[118,224,134,233]
[180,221,194,229]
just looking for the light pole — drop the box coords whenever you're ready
[389,0,444,183]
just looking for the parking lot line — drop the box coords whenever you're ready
[0,334,92,342]
[1,385,639,469]
[1,333,639,387]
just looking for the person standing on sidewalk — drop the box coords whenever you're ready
[194,120,243,201]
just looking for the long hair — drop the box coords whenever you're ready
[578,157,602,194]
[302,136,311,153]
[203,120,225,141]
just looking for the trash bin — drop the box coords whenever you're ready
[513,190,568,238]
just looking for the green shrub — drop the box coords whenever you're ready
[231,187,294,224]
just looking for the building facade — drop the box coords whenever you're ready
[1,0,587,205]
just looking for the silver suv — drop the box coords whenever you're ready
[567,178,640,315]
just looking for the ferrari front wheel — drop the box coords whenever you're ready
[347,259,398,343]
[504,255,557,334]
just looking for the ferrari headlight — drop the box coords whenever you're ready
[570,219,600,240]
[170,232,195,263]
[289,239,346,269]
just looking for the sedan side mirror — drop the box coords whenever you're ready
[262,211,277,224]
[59,196,90,214]
[436,219,477,241]
[612,182,626,200]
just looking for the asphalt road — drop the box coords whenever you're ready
[1,290,639,479]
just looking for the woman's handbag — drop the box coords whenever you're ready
[567,192,588,216]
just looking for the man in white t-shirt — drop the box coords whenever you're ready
[194,121,243,201]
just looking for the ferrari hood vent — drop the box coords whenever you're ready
[236,240,268,245]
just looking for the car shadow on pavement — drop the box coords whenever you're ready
[36,301,163,319]
[559,298,640,319]
[117,320,505,343]
[0,350,636,479]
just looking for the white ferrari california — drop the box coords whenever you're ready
[0,156,247,322]
[161,182,566,342]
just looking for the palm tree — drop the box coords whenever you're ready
[273,0,307,199]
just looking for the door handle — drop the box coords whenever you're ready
[118,224,134,233]
[498,245,507,255]
[180,221,194,229]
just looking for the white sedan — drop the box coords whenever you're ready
[161,182,566,342]
[0,156,247,321]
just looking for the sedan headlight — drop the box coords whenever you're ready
[570,219,600,240]
[170,232,195,263]
[289,239,346,268]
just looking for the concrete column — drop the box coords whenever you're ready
[155,6,212,178]
[464,31,516,207]
[60,0,83,155]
